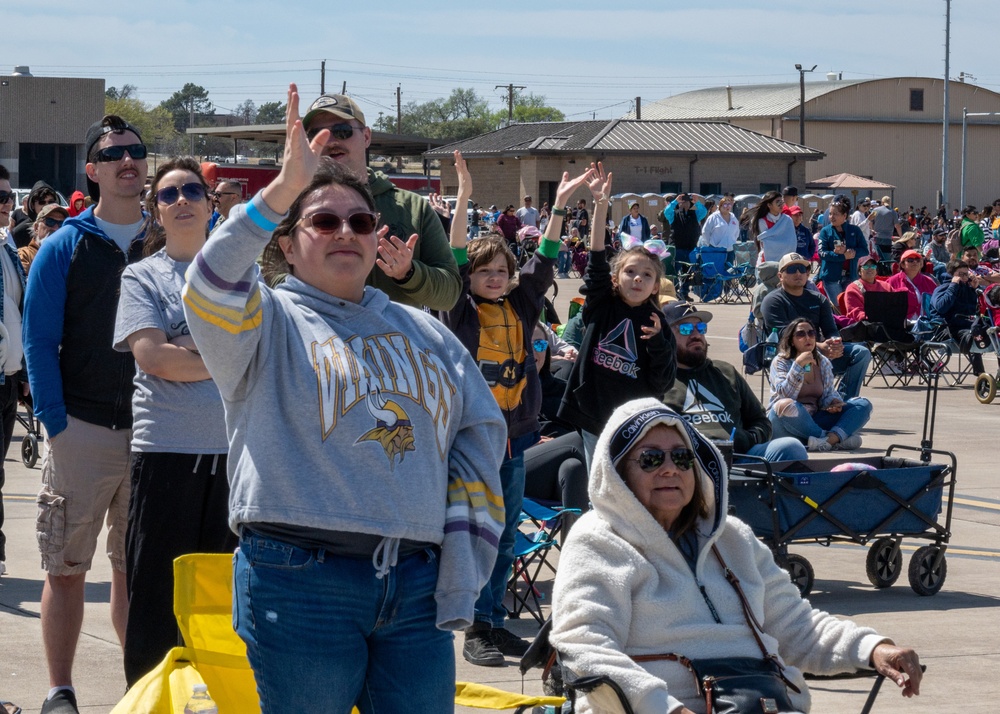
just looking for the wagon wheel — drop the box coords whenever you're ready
[908,545,947,596]
[974,373,997,404]
[21,433,38,469]
[865,537,902,589]
[779,554,814,597]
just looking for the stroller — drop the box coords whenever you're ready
[17,391,42,468]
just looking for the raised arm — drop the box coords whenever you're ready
[448,151,472,252]
[585,162,613,252]
[545,166,596,248]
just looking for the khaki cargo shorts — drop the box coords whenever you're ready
[36,415,132,576]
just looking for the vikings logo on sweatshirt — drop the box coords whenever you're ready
[355,387,415,471]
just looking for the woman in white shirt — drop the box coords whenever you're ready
[699,192,741,263]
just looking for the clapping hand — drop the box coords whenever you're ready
[641,312,662,340]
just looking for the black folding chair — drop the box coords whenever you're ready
[861,291,921,388]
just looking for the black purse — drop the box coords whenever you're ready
[634,546,801,714]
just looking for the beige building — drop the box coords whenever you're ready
[631,76,1000,209]
[426,119,822,221]
[0,68,105,196]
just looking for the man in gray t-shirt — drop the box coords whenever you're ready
[870,197,901,259]
[515,195,539,228]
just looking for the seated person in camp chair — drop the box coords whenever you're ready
[549,399,922,714]
[929,260,988,375]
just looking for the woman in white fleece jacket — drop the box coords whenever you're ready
[550,399,922,714]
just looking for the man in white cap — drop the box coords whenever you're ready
[302,94,460,310]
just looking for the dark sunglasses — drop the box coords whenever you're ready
[0,191,14,204]
[793,329,817,338]
[156,182,207,206]
[306,123,362,142]
[42,216,64,229]
[629,447,696,472]
[93,143,148,163]
[782,264,809,274]
[677,322,708,336]
[532,339,549,353]
[298,211,379,235]
[902,257,922,264]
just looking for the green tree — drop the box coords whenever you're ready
[159,83,214,132]
[234,99,257,124]
[255,101,286,125]
[104,95,177,152]
[510,93,565,123]
[106,84,137,101]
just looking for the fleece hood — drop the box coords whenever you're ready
[590,397,728,567]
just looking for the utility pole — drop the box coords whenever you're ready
[942,0,951,211]
[320,60,326,94]
[496,83,526,125]
[396,84,403,171]
[341,81,346,94]
[794,63,817,145]
[635,97,642,121]
[189,97,195,155]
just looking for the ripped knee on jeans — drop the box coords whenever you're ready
[774,398,799,418]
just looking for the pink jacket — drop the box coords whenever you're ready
[842,278,889,323]
[885,271,939,319]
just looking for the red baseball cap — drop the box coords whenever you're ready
[900,249,923,262]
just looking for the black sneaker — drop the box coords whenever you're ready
[490,627,531,657]
[463,628,505,667]
[40,690,78,714]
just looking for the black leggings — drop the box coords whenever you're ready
[523,432,590,515]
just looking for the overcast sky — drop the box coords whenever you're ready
[5,1,993,122]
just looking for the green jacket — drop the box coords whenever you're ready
[368,169,461,310]
[960,217,984,250]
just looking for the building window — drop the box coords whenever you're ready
[660,181,682,194]
[910,89,924,112]
[700,182,722,196]
[760,183,781,194]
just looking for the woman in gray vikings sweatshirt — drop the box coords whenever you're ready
[182,89,506,713]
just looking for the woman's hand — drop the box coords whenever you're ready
[428,193,451,219]
[824,399,844,413]
[263,83,330,214]
[376,227,418,280]
[845,248,856,259]
[454,150,473,201]
[640,312,662,340]
[833,242,847,255]
[794,351,815,369]
[871,643,922,697]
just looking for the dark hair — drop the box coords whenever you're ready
[467,235,516,280]
[0,164,8,181]
[261,158,375,284]
[962,205,979,217]
[748,191,783,239]
[87,115,140,162]
[141,157,211,257]
[948,259,969,275]
[777,317,819,360]
[829,200,850,219]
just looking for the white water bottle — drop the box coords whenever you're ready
[763,327,779,362]
[183,684,218,714]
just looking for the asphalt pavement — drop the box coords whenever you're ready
[1,275,997,713]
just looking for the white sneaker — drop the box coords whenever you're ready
[0,561,6,576]
[836,434,863,451]
[807,435,832,452]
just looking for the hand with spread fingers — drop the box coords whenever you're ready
[262,83,331,214]
[377,229,419,280]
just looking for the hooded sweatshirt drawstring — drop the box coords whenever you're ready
[372,536,400,579]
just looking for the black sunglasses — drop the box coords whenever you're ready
[793,329,817,338]
[298,211,379,235]
[629,447,695,472]
[155,182,207,206]
[0,191,14,204]
[782,264,809,274]
[306,123,361,142]
[93,143,148,163]
[42,216,65,229]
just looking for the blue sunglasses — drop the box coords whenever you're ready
[677,322,708,336]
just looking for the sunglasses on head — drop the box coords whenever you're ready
[782,264,809,274]
[532,339,549,353]
[677,321,708,336]
[93,143,148,163]
[629,447,696,472]
[306,123,361,142]
[42,216,64,229]
[298,211,379,235]
[793,328,817,338]
[155,182,207,206]
[0,191,14,204]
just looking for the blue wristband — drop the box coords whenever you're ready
[245,198,279,232]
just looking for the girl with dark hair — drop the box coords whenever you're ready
[112,156,235,685]
[767,318,872,453]
[748,190,797,265]
[182,85,506,712]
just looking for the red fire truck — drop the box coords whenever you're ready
[201,163,439,197]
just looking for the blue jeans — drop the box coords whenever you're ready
[768,397,873,443]
[830,342,872,400]
[234,530,454,713]
[742,437,808,462]
[473,431,537,628]
[824,279,845,307]
[557,251,572,275]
